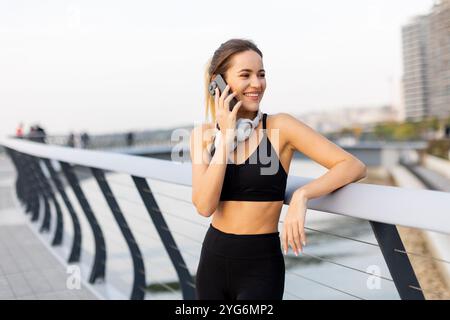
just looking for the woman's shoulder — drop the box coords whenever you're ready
[265,112,312,149]
[266,112,304,129]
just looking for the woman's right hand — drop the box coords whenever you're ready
[214,84,243,146]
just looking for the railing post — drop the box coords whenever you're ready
[58,162,82,263]
[19,153,41,221]
[91,168,145,300]
[5,148,27,207]
[8,150,36,218]
[34,158,63,246]
[58,162,106,283]
[132,176,196,300]
[25,155,53,233]
[369,221,425,300]
[30,156,64,245]
[16,152,36,216]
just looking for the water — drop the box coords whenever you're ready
[13,156,401,300]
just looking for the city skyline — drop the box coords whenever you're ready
[0,0,435,137]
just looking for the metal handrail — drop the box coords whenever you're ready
[2,137,450,235]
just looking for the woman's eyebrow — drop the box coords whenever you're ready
[237,68,265,73]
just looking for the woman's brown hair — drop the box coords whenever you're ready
[203,38,263,123]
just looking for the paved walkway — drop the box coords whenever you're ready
[0,155,98,300]
[412,165,450,192]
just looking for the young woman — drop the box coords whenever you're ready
[190,38,367,300]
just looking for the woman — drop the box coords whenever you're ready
[190,38,367,300]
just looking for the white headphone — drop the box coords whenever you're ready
[210,109,263,159]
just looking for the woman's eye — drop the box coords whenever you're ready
[240,74,265,78]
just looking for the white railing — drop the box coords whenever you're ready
[2,137,449,235]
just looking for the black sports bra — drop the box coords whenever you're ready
[215,113,288,202]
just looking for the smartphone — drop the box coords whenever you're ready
[208,74,239,111]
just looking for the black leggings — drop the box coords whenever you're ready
[195,223,285,300]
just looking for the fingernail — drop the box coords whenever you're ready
[303,241,306,247]
[284,250,287,255]
[295,251,298,256]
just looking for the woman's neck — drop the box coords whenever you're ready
[237,109,258,120]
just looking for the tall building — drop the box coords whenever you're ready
[428,0,450,120]
[401,15,430,121]
[401,0,450,121]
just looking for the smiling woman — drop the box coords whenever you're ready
[190,38,367,300]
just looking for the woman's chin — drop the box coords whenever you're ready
[241,102,260,111]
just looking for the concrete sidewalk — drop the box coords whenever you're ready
[0,224,98,299]
[0,155,98,300]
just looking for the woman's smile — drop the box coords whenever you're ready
[243,92,261,101]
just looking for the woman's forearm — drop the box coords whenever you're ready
[293,159,367,202]
[193,138,232,216]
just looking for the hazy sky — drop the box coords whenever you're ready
[0,0,435,137]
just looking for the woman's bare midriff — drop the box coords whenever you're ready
[211,200,283,234]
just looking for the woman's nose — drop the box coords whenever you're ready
[250,76,263,89]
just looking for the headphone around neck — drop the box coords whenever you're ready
[210,109,263,158]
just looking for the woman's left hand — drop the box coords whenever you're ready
[281,190,308,256]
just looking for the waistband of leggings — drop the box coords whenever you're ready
[203,223,282,258]
[209,223,279,238]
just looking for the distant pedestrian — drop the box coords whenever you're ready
[15,122,24,138]
[67,132,75,147]
[81,132,90,149]
[27,125,38,142]
[126,131,134,146]
[34,124,47,143]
